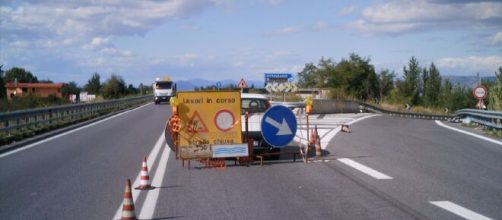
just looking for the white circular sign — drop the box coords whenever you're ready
[214,109,235,132]
[473,86,488,99]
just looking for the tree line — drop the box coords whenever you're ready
[0,66,151,111]
[297,54,502,111]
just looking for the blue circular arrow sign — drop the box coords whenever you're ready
[261,105,297,148]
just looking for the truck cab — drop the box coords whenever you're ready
[153,76,176,104]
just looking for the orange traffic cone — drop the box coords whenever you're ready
[136,157,155,190]
[315,126,321,157]
[309,128,316,146]
[121,179,136,220]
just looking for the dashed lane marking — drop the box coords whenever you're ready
[337,158,393,180]
[430,201,493,220]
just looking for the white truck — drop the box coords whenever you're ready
[153,76,176,104]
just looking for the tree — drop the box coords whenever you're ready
[331,54,378,100]
[4,67,38,83]
[127,84,138,94]
[488,66,502,110]
[101,74,127,99]
[424,63,442,107]
[39,79,54,83]
[61,81,81,97]
[84,72,101,95]
[0,65,5,100]
[439,79,476,111]
[400,57,421,105]
[377,69,395,100]
[440,79,453,108]
[421,67,428,99]
[297,62,319,87]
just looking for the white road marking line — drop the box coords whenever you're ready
[430,201,493,220]
[0,103,151,158]
[337,158,393,180]
[320,114,379,149]
[138,139,171,219]
[435,120,502,146]
[112,131,165,220]
[295,114,380,149]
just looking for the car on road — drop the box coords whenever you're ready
[241,93,280,158]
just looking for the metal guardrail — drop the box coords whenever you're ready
[357,101,455,121]
[0,95,152,144]
[455,109,502,130]
[270,101,305,109]
[271,100,455,121]
[274,100,501,131]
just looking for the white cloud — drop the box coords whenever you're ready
[437,56,502,72]
[0,1,221,57]
[83,37,112,50]
[339,6,358,16]
[492,31,502,45]
[0,0,223,83]
[350,0,502,35]
[269,21,332,36]
[272,26,305,35]
[267,0,283,6]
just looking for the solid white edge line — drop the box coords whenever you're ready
[337,158,393,180]
[0,103,151,158]
[112,131,165,220]
[138,140,171,219]
[435,120,502,146]
[430,201,493,220]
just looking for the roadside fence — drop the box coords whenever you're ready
[0,95,152,146]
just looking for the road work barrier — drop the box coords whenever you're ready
[169,91,249,168]
[0,95,152,147]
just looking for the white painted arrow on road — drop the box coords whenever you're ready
[265,116,293,135]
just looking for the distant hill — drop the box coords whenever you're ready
[443,75,496,88]
[176,78,264,91]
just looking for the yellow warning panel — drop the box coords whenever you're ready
[177,91,242,157]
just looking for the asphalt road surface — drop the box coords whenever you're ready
[0,104,500,220]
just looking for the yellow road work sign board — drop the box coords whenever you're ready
[177,91,242,158]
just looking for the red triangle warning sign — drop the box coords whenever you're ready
[187,111,209,133]
[237,78,248,88]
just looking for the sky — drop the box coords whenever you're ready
[1,0,501,87]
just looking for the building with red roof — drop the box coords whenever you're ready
[5,82,65,101]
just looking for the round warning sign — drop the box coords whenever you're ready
[214,109,235,132]
[472,85,488,100]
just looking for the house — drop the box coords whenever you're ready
[5,82,65,100]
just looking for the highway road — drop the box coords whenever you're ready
[0,103,501,220]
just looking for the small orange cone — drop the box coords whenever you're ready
[309,128,316,146]
[315,126,321,157]
[136,157,155,190]
[121,179,136,220]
